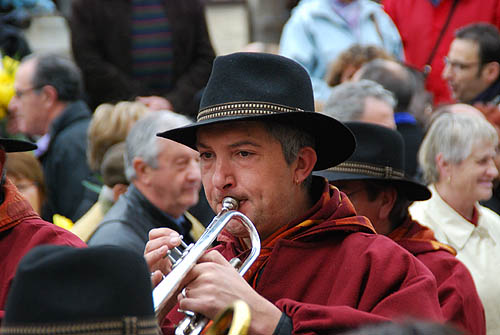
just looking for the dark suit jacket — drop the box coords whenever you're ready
[69,0,215,117]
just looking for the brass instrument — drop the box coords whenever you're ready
[152,197,261,335]
[206,300,251,335]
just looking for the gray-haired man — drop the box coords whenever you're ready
[88,111,204,255]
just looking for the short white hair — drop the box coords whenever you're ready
[418,112,498,184]
[322,79,396,122]
[124,111,193,181]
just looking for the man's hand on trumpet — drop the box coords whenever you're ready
[144,228,282,335]
[144,228,182,287]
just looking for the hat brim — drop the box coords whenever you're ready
[315,170,431,201]
[158,111,355,171]
[0,139,37,152]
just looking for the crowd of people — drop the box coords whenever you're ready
[0,0,500,334]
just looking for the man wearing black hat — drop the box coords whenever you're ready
[1,245,159,335]
[0,138,86,323]
[145,52,443,334]
[316,122,486,335]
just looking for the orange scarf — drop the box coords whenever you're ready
[237,182,375,287]
[389,216,456,256]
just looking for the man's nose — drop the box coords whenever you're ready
[186,158,201,182]
[212,157,235,190]
[442,63,453,81]
[8,95,18,112]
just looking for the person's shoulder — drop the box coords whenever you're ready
[477,204,500,237]
[89,220,136,244]
[344,231,415,257]
[478,204,500,221]
[14,218,86,248]
[88,220,144,254]
[340,232,434,278]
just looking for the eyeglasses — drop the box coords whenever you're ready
[14,85,44,98]
[443,56,480,71]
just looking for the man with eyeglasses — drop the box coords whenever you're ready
[8,53,96,222]
[443,23,500,105]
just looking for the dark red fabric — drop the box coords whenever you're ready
[389,217,486,335]
[162,182,443,334]
[470,206,479,226]
[383,0,500,105]
[0,179,87,322]
[241,184,375,286]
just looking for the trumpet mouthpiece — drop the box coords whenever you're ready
[222,197,239,211]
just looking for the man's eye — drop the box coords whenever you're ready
[200,152,212,159]
[238,151,251,157]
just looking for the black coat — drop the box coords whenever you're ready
[40,101,95,222]
[88,184,199,255]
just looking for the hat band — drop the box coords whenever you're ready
[198,102,304,122]
[328,161,405,179]
[1,316,160,335]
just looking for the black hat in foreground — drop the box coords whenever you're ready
[0,138,36,152]
[157,52,355,170]
[315,122,431,201]
[2,245,159,335]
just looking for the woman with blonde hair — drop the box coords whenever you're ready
[87,101,152,171]
[72,101,152,241]
[410,112,500,334]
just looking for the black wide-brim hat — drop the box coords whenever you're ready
[158,52,355,171]
[315,122,431,201]
[2,245,159,335]
[0,138,36,152]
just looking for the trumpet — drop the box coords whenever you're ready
[206,300,252,335]
[152,197,261,335]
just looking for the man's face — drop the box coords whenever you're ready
[8,59,48,136]
[333,180,383,231]
[196,121,297,240]
[146,139,201,217]
[361,96,396,129]
[442,39,491,102]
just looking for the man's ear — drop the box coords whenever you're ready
[40,85,58,105]
[378,187,397,221]
[132,157,151,185]
[482,61,500,85]
[294,146,317,184]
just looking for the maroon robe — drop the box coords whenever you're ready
[162,180,443,334]
[0,179,86,322]
[390,217,486,335]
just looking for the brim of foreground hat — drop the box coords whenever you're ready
[315,170,431,201]
[158,110,356,171]
[0,138,37,152]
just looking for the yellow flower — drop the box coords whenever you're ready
[0,56,19,119]
[53,214,74,231]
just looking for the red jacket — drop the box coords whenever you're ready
[383,0,500,105]
[0,179,87,322]
[162,181,443,334]
[390,217,486,334]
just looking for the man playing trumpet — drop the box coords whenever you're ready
[145,52,444,334]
